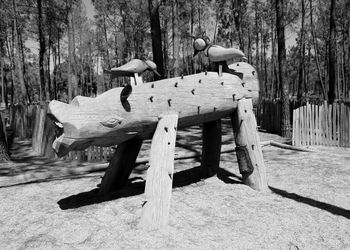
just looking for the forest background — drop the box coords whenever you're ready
[0,0,349,135]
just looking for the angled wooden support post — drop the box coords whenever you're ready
[140,113,178,229]
[99,138,143,194]
[201,120,222,177]
[231,98,267,192]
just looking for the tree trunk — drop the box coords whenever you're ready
[254,1,260,93]
[162,17,169,77]
[297,0,305,99]
[190,1,195,74]
[328,0,336,104]
[102,15,111,67]
[275,0,291,137]
[19,32,31,103]
[341,30,346,99]
[38,0,46,103]
[263,34,267,96]
[53,45,57,100]
[47,30,52,100]
[309,0,326,100]
[0,112,10,162]
[271,20,276,98]
[67,0,75,102]
[172,0,180,77]
[1,55,5,107]
[148,0,164,80]
[247,26,252,63]
[5,31,15,104]
[233,0,244,52]
[12,0,27,104]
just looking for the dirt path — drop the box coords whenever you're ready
[0,125,349,249]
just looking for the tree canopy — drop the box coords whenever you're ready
[0,0,349,105]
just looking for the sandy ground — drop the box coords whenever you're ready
[0,122,350,249]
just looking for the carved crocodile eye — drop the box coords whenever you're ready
[100,118,123,128]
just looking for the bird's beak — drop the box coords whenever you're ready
[153,70,161,77]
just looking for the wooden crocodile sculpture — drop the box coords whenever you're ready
[48,45,267,229]
[48,61,259,157]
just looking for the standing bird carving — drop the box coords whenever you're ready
[104,59,161,86]
[193,36,247,77]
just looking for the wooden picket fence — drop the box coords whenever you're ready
[292,102,350,147]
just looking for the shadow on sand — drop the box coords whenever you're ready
[58,166,243,210]
[269,186,350,220]
[58,168,350,220]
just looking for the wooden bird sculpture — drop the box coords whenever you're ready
[104,59,161,86]
[193,37,247,77]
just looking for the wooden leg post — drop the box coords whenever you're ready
[140,113,178,229]
[99,138,143,194]
[201,120,222,177]
[231,98,267,191]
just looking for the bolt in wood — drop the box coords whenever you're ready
[149,96,153,102]
[151,84,154,88]
[221,82,224,86]
[174,82,178,87]
[199,79,202,83]
[242,82,245,87]
[181,74,184,79]
[191,89,195,95]
[167,99,172,106]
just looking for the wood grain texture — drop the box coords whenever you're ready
[48,62,259,157]
[99,138,143,194]
[140,113,178,229]
[231,98,267,192]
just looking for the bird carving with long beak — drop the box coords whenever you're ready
[193,36,247,77]
[104,59,161,86]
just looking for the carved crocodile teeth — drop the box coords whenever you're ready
[55,121,63,128]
